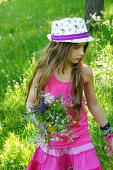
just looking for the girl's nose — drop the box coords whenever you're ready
[79,47,84,56]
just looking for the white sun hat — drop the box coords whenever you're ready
[47,18,94,43]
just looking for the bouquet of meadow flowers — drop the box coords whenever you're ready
[25,92,79,145]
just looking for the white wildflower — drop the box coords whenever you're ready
[103,20,110,26]
[44,93,54,104]
[14,84,19,89]
[90,13,97,20]
[96,16,101,21]
[23,78,27,82]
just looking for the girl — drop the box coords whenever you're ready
[26,18,113,170]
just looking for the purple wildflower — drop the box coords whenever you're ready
[38,124,44,129]
[37,97,48,114]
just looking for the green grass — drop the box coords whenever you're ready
[0,0,85,98]
[0,0,113,169]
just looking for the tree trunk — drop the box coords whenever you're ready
[85,0,104,31]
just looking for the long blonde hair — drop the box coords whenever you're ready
[27,41,88,121]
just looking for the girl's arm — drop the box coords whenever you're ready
[83,65,108,127]
[26,73,38,112]
[83,64,113,156]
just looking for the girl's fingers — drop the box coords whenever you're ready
[105,138,113,156]
[105,145,113,156]
[108,151,113,157]
[106,148,113,157]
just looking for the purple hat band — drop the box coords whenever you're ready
[51,32,89,40]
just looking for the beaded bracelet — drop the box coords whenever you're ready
[100,122,113,145]
[100,122,113,136]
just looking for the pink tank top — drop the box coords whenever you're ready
[44,73,92,148]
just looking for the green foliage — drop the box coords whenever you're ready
[86,13,113,169]
[0,0,113,169]
[0,132,34,170]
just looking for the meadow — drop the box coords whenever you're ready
[0,0,113,169]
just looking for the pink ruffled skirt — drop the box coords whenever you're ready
[26,143,103,170]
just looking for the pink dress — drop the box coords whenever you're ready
[26,73,103,170]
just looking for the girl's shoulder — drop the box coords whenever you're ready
[81,63,94,84]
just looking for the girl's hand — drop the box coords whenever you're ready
[105,136,113,157]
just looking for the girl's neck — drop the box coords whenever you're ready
[53,66,72,82]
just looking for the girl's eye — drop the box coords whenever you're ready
[74,46,79,49]
[74,46,81,49]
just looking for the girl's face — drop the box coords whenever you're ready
[67,43,86,65]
